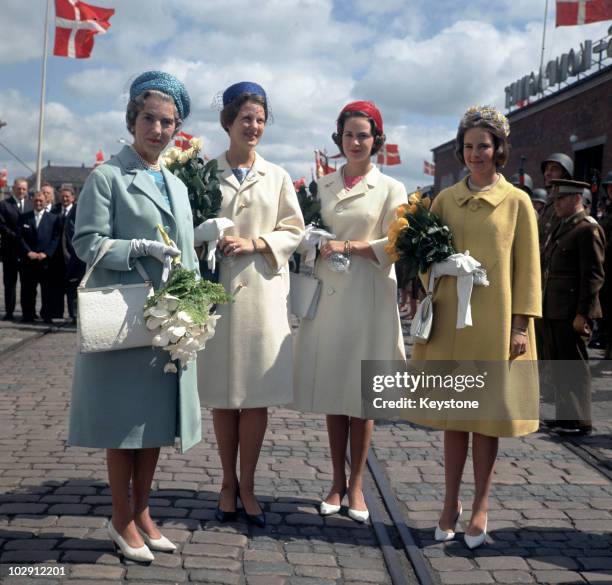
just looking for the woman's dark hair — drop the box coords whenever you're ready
[220,93,268,132]
[125,89,182,136]
[332,110,385,156]
[455,119,510,169]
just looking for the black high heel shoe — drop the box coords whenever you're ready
[239,491,266,528]
[215,487,238,523]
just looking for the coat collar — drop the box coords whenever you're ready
[216,151,267,192]
[114,145,174,218]
[452,174,513,208]
[319,164,382,201]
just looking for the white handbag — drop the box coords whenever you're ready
[410,273,435,344]
[290,272,322,320]
[77,240,154,353]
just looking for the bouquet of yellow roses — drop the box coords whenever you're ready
[385,190,455,281]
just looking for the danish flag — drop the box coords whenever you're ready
[423,160,436,176]
[174,131,193,151]
[53,0,115,59]
[376,144,401,166]
[556,0,612,26]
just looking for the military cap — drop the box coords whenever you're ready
[550,178,590,198]
[540,153,574,178]
[509,173,533,196]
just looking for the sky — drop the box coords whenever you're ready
[0,0,610,192]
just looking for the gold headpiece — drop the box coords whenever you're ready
[461,105,510,138]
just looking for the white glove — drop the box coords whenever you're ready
[194,218,235,271]
[129,239,181,263]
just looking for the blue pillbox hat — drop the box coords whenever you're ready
[130,70,191,120]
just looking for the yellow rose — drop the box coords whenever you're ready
[395,203,411,218]
[397,217,409,228]
[408,190,422,205]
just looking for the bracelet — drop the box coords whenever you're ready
[344,240,351,259]
[511,327,527,336]
[252,238,259,253]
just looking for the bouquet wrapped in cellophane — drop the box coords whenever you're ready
[144,225,232,373]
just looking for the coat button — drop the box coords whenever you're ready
[236,283,246,291]
[327,287,335,295]
[469,201,480,211]
[335,204,344,213]
[239,202,248,209]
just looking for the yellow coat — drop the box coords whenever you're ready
[407,175,542,437]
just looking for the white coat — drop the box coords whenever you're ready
[197,152,305,408]
[292,165,407,418]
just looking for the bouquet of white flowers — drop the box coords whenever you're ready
[144,225,232,373]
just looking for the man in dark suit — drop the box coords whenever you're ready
[57,186,85,322]
[540,179,606,435]
[19,191,60,323]
[0,177,33,320]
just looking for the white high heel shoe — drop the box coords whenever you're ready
[320,500,342,515]
[320,488,346,516]
[464,514,487,549]
[434,503,463,542]
[107,521,154,563]
[137,526,177,552]
[348,507,370,523]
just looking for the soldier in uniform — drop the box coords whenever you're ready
[540,179,605,435]
[538,153,574,251]
[535,154,575,367]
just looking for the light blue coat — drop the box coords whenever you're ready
[68,146,201,453]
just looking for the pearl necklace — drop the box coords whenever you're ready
[130,145,161,171]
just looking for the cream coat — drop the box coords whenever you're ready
[293,165,407,418]
[406,175,542,437]
[197,153,304,408]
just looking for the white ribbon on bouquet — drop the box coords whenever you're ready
[429,251,489,328]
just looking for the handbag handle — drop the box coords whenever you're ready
[79,239,151,288]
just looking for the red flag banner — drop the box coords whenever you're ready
[54,0,115,59]
[423,160,436,176]
[174,131,193,151]
[376,144,401,166]
[0,169,7,189]
[556,0,612,26]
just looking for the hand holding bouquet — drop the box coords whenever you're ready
[144,225,232,373]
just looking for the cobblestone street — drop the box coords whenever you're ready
[0,318,610,584]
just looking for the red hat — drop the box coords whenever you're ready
[340,101,383,134]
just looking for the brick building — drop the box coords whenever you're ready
[432,63,612,210]
[26,161,93,198]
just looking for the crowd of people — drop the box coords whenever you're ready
[0,69,609,563]
[0,179,84,323]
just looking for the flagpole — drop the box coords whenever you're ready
[35,0,52,192]
[538,0,549,96]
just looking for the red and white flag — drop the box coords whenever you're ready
[556,0,612,26]
[174,131,193,151]
[53,0,115,59]
[376,144,401,166]
[423,160,436,176]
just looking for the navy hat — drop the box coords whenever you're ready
[129,71,191,120]
[222,81,267,107]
